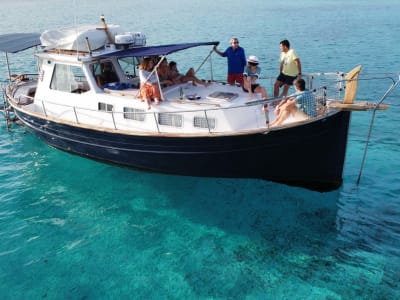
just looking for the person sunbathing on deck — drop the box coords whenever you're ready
[157,58,175,87]
[168,61,210,87]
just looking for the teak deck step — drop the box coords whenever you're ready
[328,101,389,111]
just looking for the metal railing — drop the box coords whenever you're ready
[28,89,334,134]
[9,71,398,134]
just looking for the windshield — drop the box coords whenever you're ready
[118,56,142,78]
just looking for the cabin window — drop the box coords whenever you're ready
[193,116,216,129]
[50,64,90,93]
[98,102,113,112]
[91,61,119,88]
[158,113,183,127]
[123,107,146,121]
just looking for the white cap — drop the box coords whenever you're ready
[247,55,259,63]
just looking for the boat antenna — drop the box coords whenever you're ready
[356,75,400,185]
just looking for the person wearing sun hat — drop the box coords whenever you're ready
[242,55,268,100]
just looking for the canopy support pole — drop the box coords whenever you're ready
[195,49,215,81]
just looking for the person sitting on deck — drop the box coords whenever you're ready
[139,57,162,110]
[168,61,210,87]
[242,55,268,100]
[270,78,317,127]
[157,58,175,87]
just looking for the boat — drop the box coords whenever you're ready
[1,16,398,192]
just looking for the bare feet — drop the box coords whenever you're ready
[201,79,211,87]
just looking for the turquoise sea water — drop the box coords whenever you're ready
[1,0,400,299]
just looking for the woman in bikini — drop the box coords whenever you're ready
[168,61,210,87]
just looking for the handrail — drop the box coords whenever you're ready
[6,70,343,134]
[73,107,79,124]
[204,110,211,134]
[8,71,398,134]
[30,94,330,135]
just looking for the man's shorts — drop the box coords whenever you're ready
[242,83,260,93]
[276,72,297,86]
[227,73,244,85]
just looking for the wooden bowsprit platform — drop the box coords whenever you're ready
[328,65,390,111]
[327,100,389,111]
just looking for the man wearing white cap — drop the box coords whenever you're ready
[242,55,268,100]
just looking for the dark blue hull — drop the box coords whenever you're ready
[15,109,351,191]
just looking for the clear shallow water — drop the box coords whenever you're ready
[1,0,400,299]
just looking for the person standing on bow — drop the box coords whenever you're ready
[213,37,246,86]
[242,55,268,100]
[273,39,302,97]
